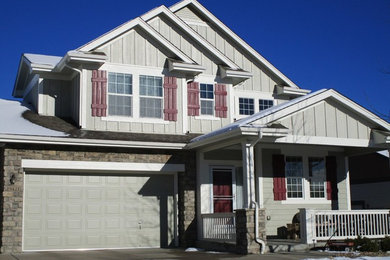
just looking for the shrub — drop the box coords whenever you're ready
[381,236,390,252]
[354,236,380,252]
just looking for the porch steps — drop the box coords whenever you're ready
[267,239,324,253]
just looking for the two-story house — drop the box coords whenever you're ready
[1,0,389,254]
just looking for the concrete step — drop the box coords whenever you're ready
[266,239,324,253]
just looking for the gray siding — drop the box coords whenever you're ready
[261,148,348,237]
[41,79,72,118]
[173,7,279,93]
[98,28,168,68]
[279,100,371,140]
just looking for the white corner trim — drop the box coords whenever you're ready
[21,159,185,173]
[273,135,370,147]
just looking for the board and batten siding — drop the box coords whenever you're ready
[98,28,168,68]
[260,148,348,237]
[40,79,72,118]
[85,70,184,134]
[278,100,371,140]
[173,6,279,94]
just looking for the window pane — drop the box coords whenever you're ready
[259,99,274,111]
[239,98,254,115]
[139,75,163,97]
[285,156,303,198]
[108,72,132,95]
[309,158,326,198]
[140,97,162,118]
[108,95,132,116]
[201,100,214,115]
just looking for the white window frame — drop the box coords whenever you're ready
[199,83,214,117]
[107,72,133,117]
[139,75,164,119]
[99,63,169,124]
[233,90,274,120]
[281,151,330,205]
[259,99,274,111]
[238,97,255,115]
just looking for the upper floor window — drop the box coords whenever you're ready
[139,75,163,118]
[108,72,133,116]
[200,83,214,116]
[259,99,273,111]
[239,98,254,115]
[308,158,326,198]
[285,156,304,198]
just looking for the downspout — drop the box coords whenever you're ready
[65,65,83,128]
[248,129,266,254]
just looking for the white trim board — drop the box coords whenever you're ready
[22,159,185,173]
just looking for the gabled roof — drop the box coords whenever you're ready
[78,17,195,65]
[190,89,390,146]
[170,0,300,89]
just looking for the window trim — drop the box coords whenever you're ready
[281,154,329,204]
[100,64,168,123]
[199,83,214,116]
[139,75,164,119]
[107,72,133,117]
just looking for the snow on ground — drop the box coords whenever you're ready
[304,256,390,260]
[0,99,67,137]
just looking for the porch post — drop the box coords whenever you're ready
[242,142,256,208]
[344,156,351,210]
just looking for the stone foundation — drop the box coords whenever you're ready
[0,143,197,253]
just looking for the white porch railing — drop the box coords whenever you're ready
[300,209,390,243]
[201,213,236,242]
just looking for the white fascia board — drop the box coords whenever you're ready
[272,135,370,148]
[168,60,206,73]
[185,127,243,149]
[276,85,311,96]
[220,66,253,79]
[22,159,185,173]
[141,5,240,70]
[259,127,290,138]
[0,134,186,150]
[54,51,107,72]
[30,63,55,72]
[77,17,194,65]
[170,0,300,89]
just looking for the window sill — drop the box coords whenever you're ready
[194,115,221,121]
[101,116,170,124]
[281,199,331,205]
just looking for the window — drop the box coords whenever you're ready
[139,75,163,118]
[108,72,132,116]
[308,158,326,198]
[239,98,254,115]
[259,99,273,111]
[200,83,214,115]
[285,156,304,198]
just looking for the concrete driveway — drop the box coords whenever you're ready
[0,248,334,260]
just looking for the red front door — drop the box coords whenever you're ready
[213,169,233,213]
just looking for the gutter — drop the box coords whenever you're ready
[0,134,186,150]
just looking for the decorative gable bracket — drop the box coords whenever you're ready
[372,129,390,146]
[168,59,206,76]
[275,85,311,97]
[219,66,252,85]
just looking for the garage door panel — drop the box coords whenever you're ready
[23,173,175,251]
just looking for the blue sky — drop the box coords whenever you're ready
[1,0,389,121]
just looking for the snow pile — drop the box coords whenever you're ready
[0,99,67,137]
[304,257,390,260]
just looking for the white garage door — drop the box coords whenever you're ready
[23,173,175,251]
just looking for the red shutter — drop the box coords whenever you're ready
[187,82,200,116]
[214,84,227,118]
[91,70,107,117]
[163,76,178,121]
[272,154,287,201]
[326,156,338,200]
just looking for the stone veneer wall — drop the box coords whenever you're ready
[0,143,197,253]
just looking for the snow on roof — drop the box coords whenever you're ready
[0,99,67,137]
[24,53,62,67]
[190,89,328,143]
[377,150,389,158]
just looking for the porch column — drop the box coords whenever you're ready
[344,156,351,210]
[242,142,256,208]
